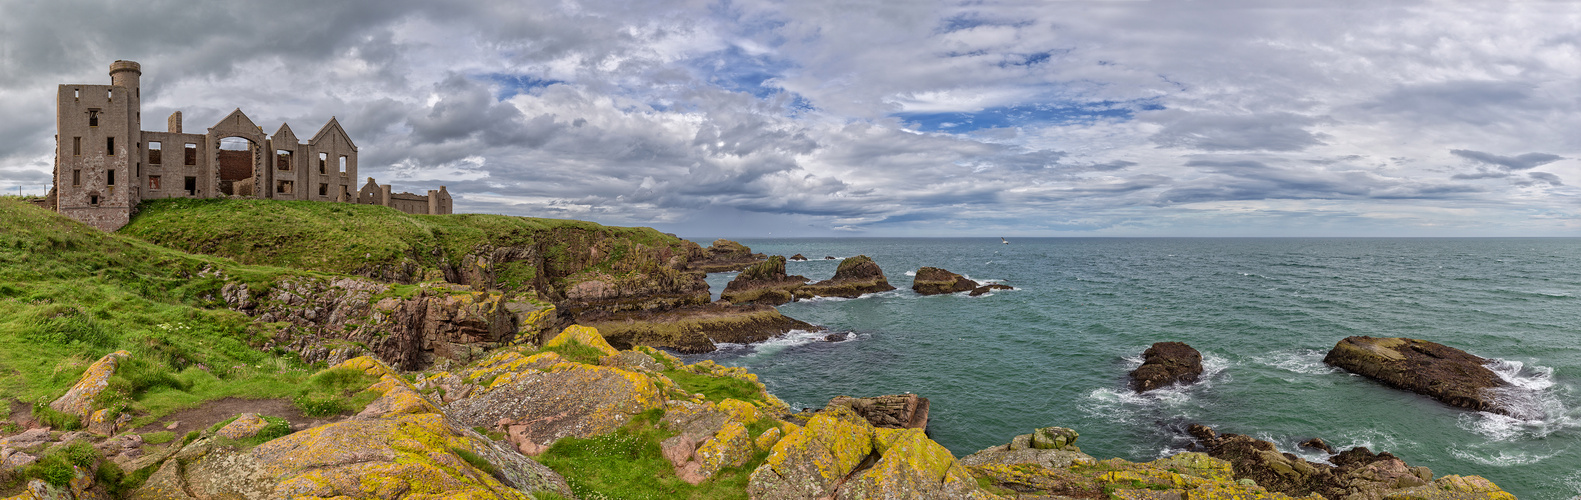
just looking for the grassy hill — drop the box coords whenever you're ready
[120,198,697,297]
[0,198,315,426]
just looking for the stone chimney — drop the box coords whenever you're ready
[168,111,182,134]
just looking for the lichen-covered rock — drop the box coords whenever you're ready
[748,405,876,499]
[911,267,977,295]
[1129,341,1203,392]
[825,394,930,430]
[1383,475,1517,500]
[685,239,768,273]
[835,427,994,500]
[693,421,756,481]
[602,350,665,372]
[795,255,896,299]
[447,361,664,455]
[49,350,130,419]
[84,408,117,436]
[544,324,621,357]
[1031,426,1078,450]
[1323,336,1510,414]
[958,428,1096,470]
[215,413,270,440]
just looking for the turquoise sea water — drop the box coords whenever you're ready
[681,238,1581,499]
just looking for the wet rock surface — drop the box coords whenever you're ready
[1129,341,1204,392]
[581,303,818,353]
[1323,336,1511,414]
[911,267,978,295]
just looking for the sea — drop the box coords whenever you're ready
[677,238,1581,499]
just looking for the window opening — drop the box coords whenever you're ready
[319,183,328,196]
[318,153,327,174]
[74,89,79,100]
[149,176,161,190]
[148,141,161,164]
[107,169,116,186]
[88,109,99,127]
[184,176,197,196]
[276,150,292,171]
[339,155,347,173]
[90,195,98,205]
[73,170,81,186]
[185,143,197,165]
[107,137,115,155]
[107,89,112,101]
[277,180,294,194]
[73,137,81,156]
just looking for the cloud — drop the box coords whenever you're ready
[1147,111,1326,152]
[1449,149,1563,171]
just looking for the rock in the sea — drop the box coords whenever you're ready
[1300,437,1336,455]
[50,350,131,420]
[822,332,849,342]
[823,256,835,260]
[795,255,896,299]
[1323,336,1511,414]
[1129,341,1204,392]
[968,284,1013,296]
[685,239,768,272]
[825,394,930,430]
[789,254,808,261]
[720,256,809,306]
[1185,423,1514,500]
[581,303,819,353]
[911,267,977,295]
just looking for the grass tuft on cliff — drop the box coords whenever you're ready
[0,199,313,425]
[536,408,762,500]
[121,198,696,296]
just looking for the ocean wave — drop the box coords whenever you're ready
[903,270,916,276]
[1449,446,1564,467]
[1325,427,1414,453]
[1079,351,1231,425]
[1453,358,1579,440]
[1250,349,1342,376]
[712,329,850,358]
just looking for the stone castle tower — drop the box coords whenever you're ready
[52,61,451,231]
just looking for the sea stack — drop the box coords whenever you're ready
[911,267,977,295]
[1129,342,1204,392]
[794,255,896,298]
[1323,336,1511,414]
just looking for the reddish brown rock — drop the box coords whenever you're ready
[825,394,931,430]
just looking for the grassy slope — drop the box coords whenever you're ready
[120,198,694,295]
[0,199,315,425]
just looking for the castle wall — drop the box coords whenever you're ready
[139,131,211,199]
[56,83,136,231]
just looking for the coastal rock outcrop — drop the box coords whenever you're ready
[794,255,896,299]
[911,267,977,295]
[1129,341,1204,392]
[824,394,930,430]
[789,254,807,261]
[721,256,810,306]
[1323,336,1511,414]
[49,350,131,420]
[746,405,991,499]
[684,239,768,273]
[580,303,819,353]
[1186,423,1515,500]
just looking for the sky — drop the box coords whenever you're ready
[1,0,1578,237]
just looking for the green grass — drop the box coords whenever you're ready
[120,198,696,295]
[18,440,99,487]
[141,431,176,445]
[292,367,381,417]
[0,199,315,428]
[543,340,610,365]
[536,409,763,500]
[453,447,506,482]
[662,370,766,404]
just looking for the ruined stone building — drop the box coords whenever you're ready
[48,61,452,231]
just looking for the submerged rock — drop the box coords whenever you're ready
[795,255,896,299]
[968,284,1013,296]
[1323,336,1511,414]
[1129,341,1204,392]
[911,267,977,295]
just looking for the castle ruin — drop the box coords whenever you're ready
[48,61,452,231]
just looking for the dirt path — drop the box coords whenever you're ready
[130,397,343,436]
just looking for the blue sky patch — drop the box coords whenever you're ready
[480,73,564,100]
[897,99,1162,132]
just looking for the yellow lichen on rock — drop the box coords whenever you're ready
[695,421,755,479]
[1383,475,1518,500]
[836,427,992,500]
[755,426,783,451]
[543,324,620,357]
[748,405,876,498]
[49,350,131,419]
[718,398,760,425]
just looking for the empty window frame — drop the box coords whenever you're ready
[276,180,293,194]
[318,153,328,174]
[184,176,197,196]
[339,155,347,173]
[90,195,99,205]
[73,137,81,156]
[148,175,161,190]
[319,183,328,196]
[107,137,115,155]
[88,109,100,127]
[148,141,161,164]
[107,169,115,186]
[73,89,80,100]
[107,89,112,101]
[276,150,292,171]
[184,143,197,165]
[73,169,81,186]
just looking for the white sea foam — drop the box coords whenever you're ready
[1251,349,1342,376]
[1451,358,1580,441]
[1326,427,1413,453]
[712,329,849,358]
[1080,351,1231,425]
[904,270,916,276]
[1449,446,1563,467]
